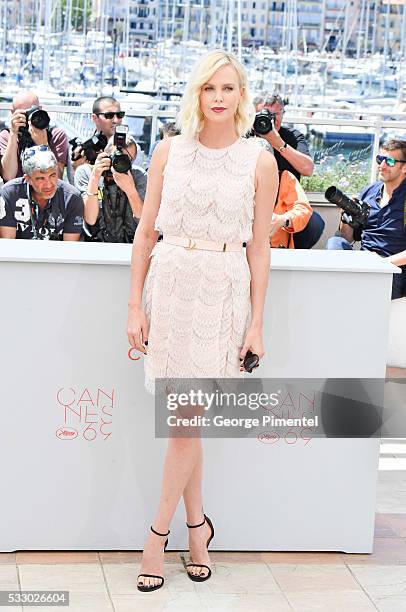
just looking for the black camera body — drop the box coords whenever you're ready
[18,106,51,149]
[325,186,370,231]
[253,109,276,135]
[104,125,132,177]
[70,132,108,164]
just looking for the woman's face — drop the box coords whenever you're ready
[199,64,242,126]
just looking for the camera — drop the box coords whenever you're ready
[325,186,370,231]
[111,125,132,173]
[253,109,276,135]
[70,132,108,164]
[104,125,132,177]
[26,106,50,130]
[19,106,51,149]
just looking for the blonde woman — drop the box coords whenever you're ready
[127,49,279,592]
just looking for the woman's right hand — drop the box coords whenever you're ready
[127,305,149,354]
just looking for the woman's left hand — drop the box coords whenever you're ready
[239,325,264,371]
[112,169,136,197]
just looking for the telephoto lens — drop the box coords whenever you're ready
[324,186,360,218]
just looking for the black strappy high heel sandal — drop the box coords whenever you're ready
[185,513,215,582]
[137,526,170,592]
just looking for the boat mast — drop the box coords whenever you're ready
[35,0,43,73]
[397,0,406,102]
[210,0,217,48]
[401,0,406,63]
[42,0,51,85]
[220,0,227,47]
[319,0,326,52]
[164,0,169,40]
[381,0,390,94]
[356,0,366,60]
[364,0,371,57]
[1,0,7,73]
[19,0,25,75]
[83,0,88,41]
[291,0,299,104]
[125,0,130,82]
[227,0,234,52]
[99,0,108,95]
[181,0,190,81]
[281,0,298,100]
[371,0,380,56]
[236,0,241,60]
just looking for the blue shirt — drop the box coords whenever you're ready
[359,178,406,257]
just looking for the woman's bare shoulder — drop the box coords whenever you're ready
[148,137,178,176]
[257,148,277,171]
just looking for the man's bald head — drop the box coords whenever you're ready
[12,91,39,111]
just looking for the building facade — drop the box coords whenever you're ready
[57,0,406,54]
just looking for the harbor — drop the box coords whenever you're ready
[2,1,406,198]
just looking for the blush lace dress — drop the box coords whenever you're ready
[144,135,263,394]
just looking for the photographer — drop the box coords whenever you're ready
[74,132,146,243]
[0,91,68,182]
[0,146,83,240]
[326,139,406,299]
[71,96,125,170]
[254,93,324,249]
[253,93,314,179]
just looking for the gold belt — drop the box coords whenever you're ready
[163,235,243,252]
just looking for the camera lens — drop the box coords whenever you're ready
[111,151,131,173]
[253,109,274,135]
[28,108,50,130]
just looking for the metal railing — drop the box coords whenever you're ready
[1,100,406,185]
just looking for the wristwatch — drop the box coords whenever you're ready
[279,142,288,152]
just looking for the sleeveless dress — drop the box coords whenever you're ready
[144,135,263,394]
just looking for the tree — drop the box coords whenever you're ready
[60,0,92,32]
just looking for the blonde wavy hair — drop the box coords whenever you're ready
[176,49,254,140]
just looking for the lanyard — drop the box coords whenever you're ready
[26,183,51,240]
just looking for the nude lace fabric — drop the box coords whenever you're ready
[144,135,263,394]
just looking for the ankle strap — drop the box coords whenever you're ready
[186,516,206,529]
[150,525,170,537]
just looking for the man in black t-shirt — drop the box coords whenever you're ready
[254,93,324,248]
[0,146,83,240]
[254,93,314,180]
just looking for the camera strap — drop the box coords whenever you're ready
[26,183,60,240]
[100,184,122,241]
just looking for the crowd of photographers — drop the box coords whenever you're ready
[0,93,146,243]
[0,89,406,299]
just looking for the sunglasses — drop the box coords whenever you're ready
[21,145,50,160]
[376,154,406,167]
[95,111,125,119]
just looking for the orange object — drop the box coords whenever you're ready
[270,170,312,248]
